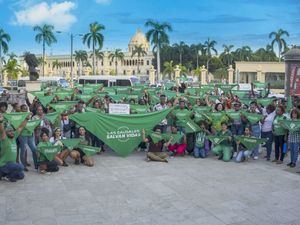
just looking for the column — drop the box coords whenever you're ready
[227,65,234,84]
[174,65,181,79]
[149,65,156,85]
[200,65,207,85]
[126,68,132,76]
[3,71,7,87]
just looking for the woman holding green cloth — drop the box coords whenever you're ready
[235,127,254,163]
[212,122,233,162]
[49,128,69,167]
[70,127,94,167]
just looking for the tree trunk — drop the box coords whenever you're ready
[180,53,182,65]
[278,45,281,62]
[93,40,95,74]
[0,44,2,85]
[43,40,45,77]
[157,45,160,82]
[115,61,117,75]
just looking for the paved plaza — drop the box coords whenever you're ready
[1,151,300,225]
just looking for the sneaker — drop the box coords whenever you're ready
[62,162,69,167]
[24,167,29,172]
[290,163,296,168]
[145,157,151,162]
[39,170,51,175]
[233,152,237,157]
[272,159,278,163]
[287,162,293,166]
[253,156,258,160]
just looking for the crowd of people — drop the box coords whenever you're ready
[0,82,299,182]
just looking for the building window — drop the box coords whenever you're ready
[101,61,103,66]
[147,60,149,65]
[147,70,149,75]
[141,59,144,66]
[133,70,135,75]
[110,61,112,66]
[123,70,126,75]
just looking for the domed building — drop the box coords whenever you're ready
[20,29,154,78]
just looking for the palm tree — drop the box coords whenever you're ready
[52,59,62,75]
[269,29,289,62]
[234,46,252,61]
[75,50,88,76]
[145,19,172,80]
[90,49,104,74]
[221,44,234,66]
[191,43,206,68]
[131,44,147,74]
[7,52,17,61]
[204,38,218,72]
[0,28,11,82]
[37,57,47,67]
[173,41,187,65]
[163,60,174,79]
[83,22,105,74]
[3,59,21,80]
[33,24,57,77]
[108,49,124,75]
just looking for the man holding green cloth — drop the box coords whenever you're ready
[211,122,233,162]
[0,113,30,182]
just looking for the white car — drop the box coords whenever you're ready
[0,87,8,94]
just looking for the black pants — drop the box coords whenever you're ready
[274,135,285,161]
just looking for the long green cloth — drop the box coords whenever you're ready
[70,108,173,156]
[4,112,29,129]
[38,95,55,107]
[45,112,60,124]
[60,138,82,150]
[235,136,268,150]
[280,120,300,132]
[164,133,183,145]
[242,112,264,124]
[78,145,100,156]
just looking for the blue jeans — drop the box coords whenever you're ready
[251,124,261,157]
[0,162,24,181]
[18,135,38,169]
[194,146,207,158]
[235,150,252,162]
[289,142,300,164]
[261,131,273,159]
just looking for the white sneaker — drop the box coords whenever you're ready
[253,156,258,160]
[233,152,237,157]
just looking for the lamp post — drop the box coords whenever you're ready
[197,50,201,68]
[56,31,83,87]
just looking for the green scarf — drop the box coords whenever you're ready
[70,108,173,156]
[78,145,100,156]
[218,84,237,93]
[207,135,229,145]
[253,82,266,89]
[130,105,150,114]
[256,98,275,106]
[24,119,41,133]
[30,91,45,98]
[4,112,29,129]
[38,145,61,161]
[165,133,183,145]
[242,112,263,124]
[149,131,164,144]
[56,92,70,100]
[45,112,60,124]
[50,101,76,113]
[185,119,201,133]
[235,135,268,150]
[280,120,300,132]
[38,95,54,107]
[226,110,241,120]
[60,138,82,149]
[231,90,248,99]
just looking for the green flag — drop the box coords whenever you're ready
[187,96,200,105]
[149,131,164,144]
[38,95,54,107]
[242,112,264,124]
[24,119,41,133]
[207,135,229,145]
[56,92,70,100]
[163,90,177,99]
[193,106,211,114]
[256,98,275,106]
[194,113,206,123]
[45,112,60,124]
[85,107,103,113]
[70,108,173,156]
[78,94,93,103]
[239,98,252,106]
[4,112,29,129]
[83,87,94,94]
[253,82,266,89]
[60,138,82,150]
[38,145,61,161]
[130,105,150,114]
[165,133,183,145]
[226,110,241,120]
[231,90,248,99]
[235,135,268,150]
[280,120,300,132]
[185,119,201,133]
[110,94,126,102]
[30,91,45,98]
[78,145,100,156]
[50,101,76,113]
[218,84,237,93]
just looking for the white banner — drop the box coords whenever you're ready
[109,104,130,115]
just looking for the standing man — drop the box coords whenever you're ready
[153,94,169,133]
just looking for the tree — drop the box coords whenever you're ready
[52,59,62,75]
[3,59,21,80]
[33,24,57,77]
[131,44,147,74]
[163,60,174,79]
[145,19,172,80]
[234,46,252,61]
[173,41,187,65]
[269,29,289,62]
[75,50,88,76]
[204,38,218,72]
[220,44,234,66]
[191,43,206,68]
[0,28,11,82]
[83,22,105,74]
[7,52,17,61]
[108,49,124,75]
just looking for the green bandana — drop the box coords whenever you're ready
[85,107,103,113]
[184,119,201,133]
[60,138,82,149]
[78,94,93,103]
[50,101,76,113]
[83,87,94,94]
[239,98,252,106]
[253,82,266,89]
[24,119,41,134]
[193,106,211,114]
[45,112,60,124]
[149,131,164,144]
[187,96,200,105]
[4,112,29,129]
[30,91,45,98]
[226,110,241,120]
[38,95,54,107]
[79,145,100,156]
[242,112,263,124]
[256,98,275,106]
[56,92,70,100]
[38,145,61,161]
[130,105,150,114]
[231,90,248,99]
[235,135,268,150]
[165,133,183,145]
[280,120,300,132]
[207,135,229,145]
[218,84,237,93]
[70,108,173,156]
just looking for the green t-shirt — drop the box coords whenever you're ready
[0,132,19,167]
[273,115,286,136]
[216,130,232,146]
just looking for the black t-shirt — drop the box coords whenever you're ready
[147,136,165,152]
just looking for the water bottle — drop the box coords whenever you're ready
[283,143,287,153]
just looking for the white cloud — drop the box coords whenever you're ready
[13,1,77,31]
[95,0,111,5]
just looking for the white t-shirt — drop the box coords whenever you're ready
[261,110,276,132]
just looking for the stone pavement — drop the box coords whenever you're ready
[1,151,300,225]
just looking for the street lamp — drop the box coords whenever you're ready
[197,50,201,68]
[56,31,83,87]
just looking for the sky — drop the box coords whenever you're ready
[0,0,299,56]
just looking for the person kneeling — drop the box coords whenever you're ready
[235,127,253,163]
[194,121,210,158]
[142,128,168,163]
[37,132,59,174]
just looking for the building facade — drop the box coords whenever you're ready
[20,29,154,79]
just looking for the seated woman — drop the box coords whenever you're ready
[212,122,233,162]
[194,121,211,158]
[235,126,254,163]
[37,131,59,174]
[165,126,187,156]
[142,128,168,163]
[70,126,94,167]
[49,127,69,167]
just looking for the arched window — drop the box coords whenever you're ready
[141,59,144,66]
[147,60,150,65]
[123,70,126,75]
[135,60,138,65]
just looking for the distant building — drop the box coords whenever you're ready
[235,61,285,89]
[20,29,154,78]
